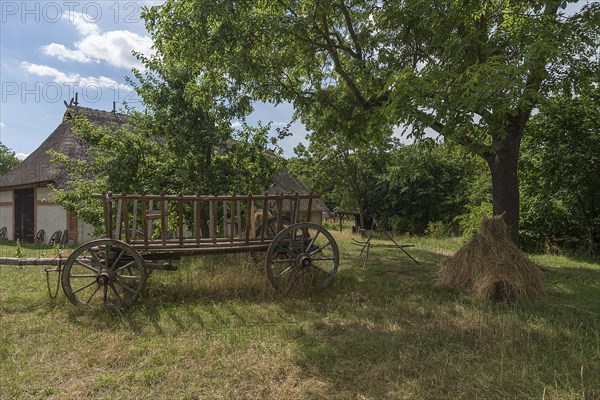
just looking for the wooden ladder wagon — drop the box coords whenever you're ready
[56,192,339,308]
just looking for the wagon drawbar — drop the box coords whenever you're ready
[2,192,340,308]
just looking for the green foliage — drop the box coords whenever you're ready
[380,142,486,234]
[520,88,600,254]
[453,201,494,238]
[14,240,24,259]
[0,141,20,176]
[139,0,599,242]
[287,127,392,224]
[52,46,284,231]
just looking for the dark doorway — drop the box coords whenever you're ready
[14,188,34,243]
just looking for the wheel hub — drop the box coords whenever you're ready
[297,254,312,269]
[96,270,111,285]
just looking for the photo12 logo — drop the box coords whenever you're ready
[1,81,139,105]
[1,1,143,24]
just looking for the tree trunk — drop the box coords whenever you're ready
[485,130,522,244]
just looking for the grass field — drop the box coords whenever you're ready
[1,232,599,399]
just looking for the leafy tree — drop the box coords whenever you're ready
[0,141,20,175]
[287,86,393,227]
[381,141,487,234]
[520,88,600,254]
[52,61,283,232]
[141,0,599,243]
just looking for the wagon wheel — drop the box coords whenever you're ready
[48,230,62,246]
[35,229,46,244]
[256,216,291,238]
[0,226,7,241]
[62,239,147,308]
[266,223,339,293]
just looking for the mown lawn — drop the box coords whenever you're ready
[0,232,598,399]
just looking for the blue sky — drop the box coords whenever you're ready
[0,1,308,159]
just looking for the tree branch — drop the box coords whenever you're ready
[338,0,363,60]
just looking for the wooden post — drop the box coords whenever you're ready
[223,200,228,237]
[211,197,217,244]
[195,198,201,244]
[123,195,130,243]
[115,194,123,239]
[178,196,184,246]
[276,198,283,233]
[237,197,242,238]
[245,197,252,243]
[260,197,268,242]
[306,194,313,223]
[230,197,235,243]
[161,197,167,246]
[132,200,138,240]
[105,193,111,239]
[141,195,148,247]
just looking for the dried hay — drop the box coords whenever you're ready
[438,215,545,302]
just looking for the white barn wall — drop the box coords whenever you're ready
[36,204,67,240]
[36,187,67,241]
[78,220,96,243]
[0,190,13,239]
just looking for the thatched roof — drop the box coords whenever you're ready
[267,167,329,212]
[0,106,127,190]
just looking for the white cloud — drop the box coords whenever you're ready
[16,153,29,160]
[42,12,154,70]
[272,121,288,127]
[231,121,243,128]
[21,62,132,91]
[0,122,5,128]
[42,43,93,63]
[65,11,100,36]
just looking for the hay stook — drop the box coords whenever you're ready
[438,216,545,302]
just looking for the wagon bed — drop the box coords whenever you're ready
[47,192,339,308]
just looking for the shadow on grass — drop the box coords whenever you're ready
[282,249,599,399]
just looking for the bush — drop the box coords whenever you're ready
[454,201,493,238]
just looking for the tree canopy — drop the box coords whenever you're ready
[0,141,20,176]
[140,0,599,243]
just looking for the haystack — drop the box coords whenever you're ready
[438,216,545,302]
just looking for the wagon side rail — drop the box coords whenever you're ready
[92,193,320,253]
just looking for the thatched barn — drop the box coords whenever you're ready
[0,106,326,244]
[0,106,126,244]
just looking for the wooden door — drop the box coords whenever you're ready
[14,188,34,243]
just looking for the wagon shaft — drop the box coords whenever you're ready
[0,257,62,266]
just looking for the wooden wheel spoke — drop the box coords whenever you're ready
[306,231,320,253]
[70,274,98,278]
[104,245,111,269]
[73,280,97,294]
[275,266,294,279]
[89,249,102,267]
[271,259,293,263]
[85,284,101,303]
[117,275,141,280]
[310,257,335,262]
[309,241,331,255]
[115,260,136,273]
[309,264,329,274]
[75,258,99,273]
[103,283,108,304]
[110,249,126,270]
[109,282,123,305]
[114,280,137,295]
